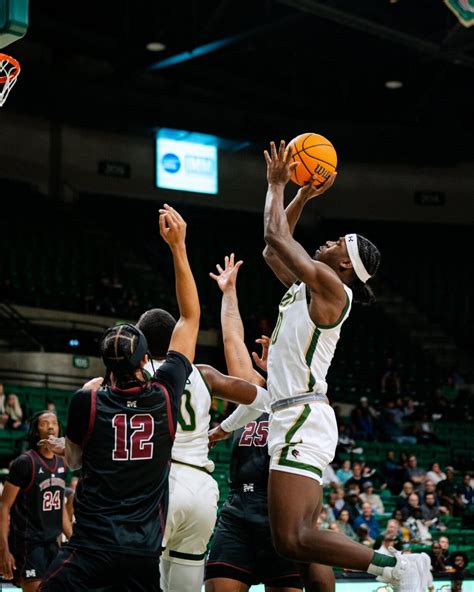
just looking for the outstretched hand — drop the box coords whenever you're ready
[252,335,270,372]
[209,253,243,293]
[264,140,298,186]
[159,204,187,248]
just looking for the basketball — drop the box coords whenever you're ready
[288,132,337,187]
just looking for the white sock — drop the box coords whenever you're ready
[160,557,204,592]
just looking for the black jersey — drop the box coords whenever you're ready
[7,450,66,546]
[229,413,270,492]
[66,351,191,557]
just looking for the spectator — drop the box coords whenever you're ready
[336,460,353,484]
[413,412,443,445]
[405,506,432,544]
[421,492,445,531]
[438,535,451,562]
[404,455,427,492]
[334,487,346,512]
[336,424,358,457]
[345,462,367,490]
[0,382,8,429]
[457,472,473,508]
[374,519,403,551]
[447,551,469,574]
[391,510,412,545]
[437,373,459,402]
[4,393,28,431]
[402,397,418,419]
[380,449,404,494]
[350,397,378,440]
[361,463,387,490]
[426,462,447,485]
[430,540,449,573]
[317,507,334,530]
[335,509,358,541]
[401,493,421,522]
[437,467,463,516]
[396,481,415,509]
[379,400,416,445]
[359,481,385,515]
[354,502,381,539]
[380,357,401,396]
[326,492,340,520]
[340,490,362,524]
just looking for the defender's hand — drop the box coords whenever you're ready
[252,335,270,372]
[159,204,187,248]
[209,253,243,293]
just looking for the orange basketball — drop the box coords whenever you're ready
[288,132,337,187]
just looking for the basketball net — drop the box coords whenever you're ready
[0,53,21,107]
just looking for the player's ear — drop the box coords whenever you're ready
[340,258,352,271]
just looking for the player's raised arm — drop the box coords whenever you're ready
[210,253,265,387]
[263,172,337,288]
[263,140,343,300]
[0,483,18,580]
[159,204,200,364]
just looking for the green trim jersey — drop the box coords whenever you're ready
[145,361,214,472]
[267,281,352,402]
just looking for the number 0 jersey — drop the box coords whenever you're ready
[267,281,352,402]
[145,360,214,473]
[7,450,66,546]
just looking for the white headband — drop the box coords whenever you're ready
[345,234,371,283]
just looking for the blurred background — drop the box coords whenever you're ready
[1,0,473,588]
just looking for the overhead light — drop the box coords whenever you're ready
[146,41,166,52]
[385,80,403,89]
[389,0,398,3]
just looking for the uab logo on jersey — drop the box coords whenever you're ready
[279,290,297,309]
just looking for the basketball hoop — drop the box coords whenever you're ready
[0,53,20,107]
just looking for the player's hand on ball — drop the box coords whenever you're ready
[297,171,337,202]
[209,253,243,292]
[252,335,270,372]
[264,140,298,186]
[159,204,187,248]
[208,425,231,448]
[37,436,66,456]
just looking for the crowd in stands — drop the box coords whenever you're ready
[0,383,28,432]
[319,449,473,578]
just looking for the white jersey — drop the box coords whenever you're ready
[145,360,214,472]
[267,281,352,403]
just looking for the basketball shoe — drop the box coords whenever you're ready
[377,547,433,592]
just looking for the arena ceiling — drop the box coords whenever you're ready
[7,0,474,164]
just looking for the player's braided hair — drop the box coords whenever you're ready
[136,308,177,359]
[100,323,149,385]
[351,234,380,305]
[28,410,61,451]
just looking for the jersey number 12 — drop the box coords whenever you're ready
[112,414,154,461]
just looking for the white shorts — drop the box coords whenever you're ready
[268,402,338,484]
[162,462,219,566]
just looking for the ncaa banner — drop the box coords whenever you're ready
[444,0,474,27]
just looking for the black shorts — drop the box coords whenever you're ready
[37,545,161,592]
[10,540,59,587]
[205,494,302,589]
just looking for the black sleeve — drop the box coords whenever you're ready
[7,454,33,489]
[66,389,92,446]
[154,351,192,403]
